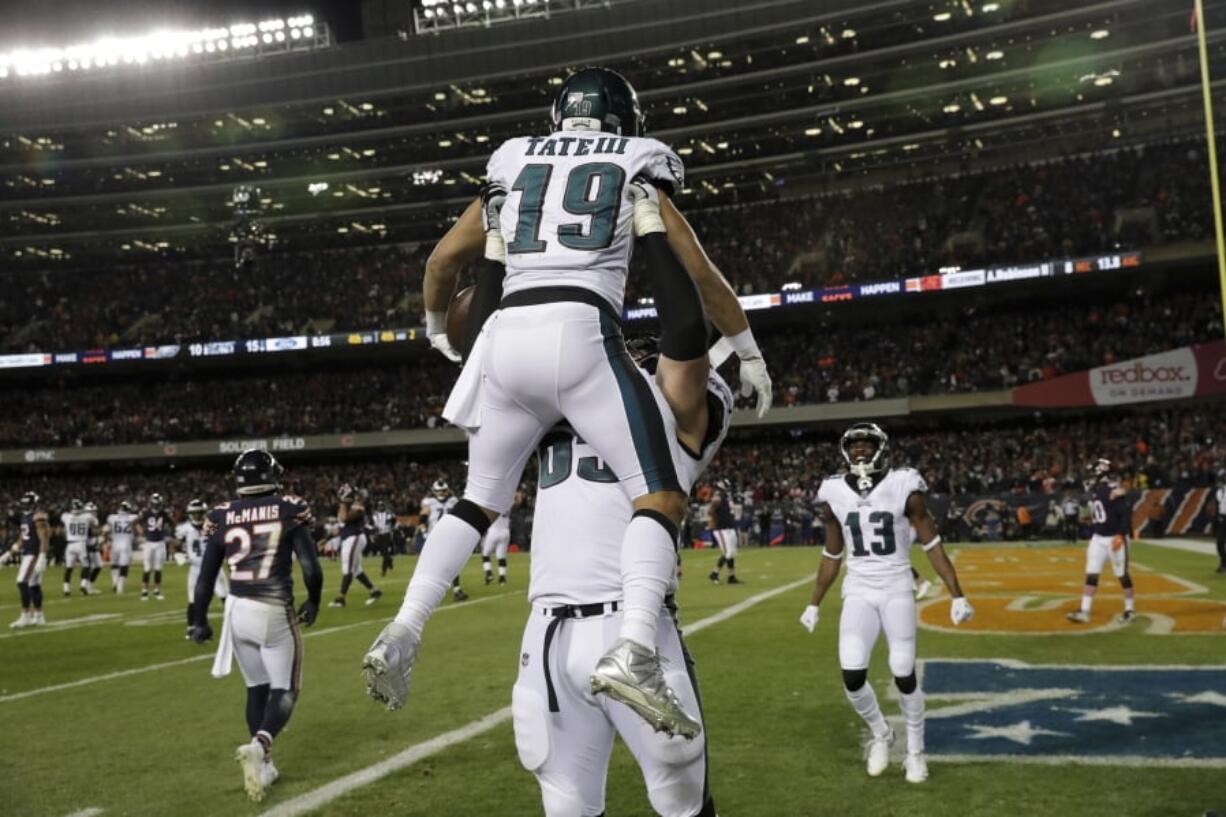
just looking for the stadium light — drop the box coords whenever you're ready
[0,13,330,81]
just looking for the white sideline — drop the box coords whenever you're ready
[62,808,103,817]
[257,575,814,817]
[0,592,516,704]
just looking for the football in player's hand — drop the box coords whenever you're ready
[445,285,475,353]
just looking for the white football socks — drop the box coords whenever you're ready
[898,688,926,754]
[845,683,890,738]
[619,515,677,647]
[394,515,481,640]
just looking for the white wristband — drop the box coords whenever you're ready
[725,327,762,360]
[821,548,844,561]
[426,311,447,336]
[921,535,942,552]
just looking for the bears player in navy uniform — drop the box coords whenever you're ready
[1067,458,1136,624]
[189,449,323,802]
[707,480,742,584]
[10,491,50,628]
[329,484,382,608]
[139,493,173,600]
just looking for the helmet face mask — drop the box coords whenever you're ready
[550,67,644,137]
[431,479,450,499]
[20,491,38,511]
[841,423,890,490]
[70,498,84,512]
[120,500,134,513]
[84,501,97,514]
[149,493,164,510]
[186,498,207,523]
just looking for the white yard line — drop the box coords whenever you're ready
[0,592,518,704]
[1138,537,1217,556]
[61,808,104,817]
[257,575,814,817]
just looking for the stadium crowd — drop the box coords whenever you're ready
[2,404,1221,539]
[1,140,1213,354]
[0,286,1215,448]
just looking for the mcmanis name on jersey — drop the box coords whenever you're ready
[225,505,284,525]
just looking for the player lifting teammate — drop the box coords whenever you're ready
[363,67,770,740]
[800,423,974,783]
[189,449,323,802]
[1067,458,1136,624]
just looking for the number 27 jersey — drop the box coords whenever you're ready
[487,133,684,313]
[207,494,312,606]
[817,468,927,596]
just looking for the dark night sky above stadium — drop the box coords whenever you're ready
[0,0,366,46]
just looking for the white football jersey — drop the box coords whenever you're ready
[421,496,458,535]
[62,511,96,545]
[817,468,927,596]
[530,373,732,606]
[487,133,684,312]
[488,512,510,538]
[106,512,136,548]
[176,521,207,566]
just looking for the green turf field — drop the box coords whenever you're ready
[2,541,1223,817]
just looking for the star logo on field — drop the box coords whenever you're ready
[1062,706,1165,726]
[964,720,1070,746]
[1168,690,1226,708]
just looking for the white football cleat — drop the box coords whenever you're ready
[9,612,30,629]
[235,740,268,802]
[31,611,45,625]
[865,729,895,777]
[1066,610,1091,624]
[362,621,419,711]
[261,758,279,789]
[904,752,928,783]
[914,579,933,600]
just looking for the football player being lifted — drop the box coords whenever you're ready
[362,66,770,740]
[189,450,323,802]
[800,423,974,783]
[1067,458,1136,625]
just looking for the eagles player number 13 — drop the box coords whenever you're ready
[845,511,897,557]
[227,523,282,581]
[508,162,625,254]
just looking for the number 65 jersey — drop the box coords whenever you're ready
[487,133,684,312]
[206,494,313,606]
[817,468,927,597]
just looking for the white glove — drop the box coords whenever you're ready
[799,604,819,633]
[425,310,462,363]
[34,552,47,575]
[627,176,665,237]
[739,356,773,418]
[481,183,507,263]
[950,597,974,626]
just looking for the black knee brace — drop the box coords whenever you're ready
[1119,574,1133,589]
[726,557,735,570]
[497,558,507,567]
[842,668,868,691]
[451,499,492,536]
[894,671,918,695]
[1085,574,1100,587]
[716,556,726,569]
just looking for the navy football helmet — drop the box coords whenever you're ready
[234,449,284,495]
[550,67,644,137]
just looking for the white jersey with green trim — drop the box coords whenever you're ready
[817,468,927,596]
[62,511,97,547]
[486,133,684,312]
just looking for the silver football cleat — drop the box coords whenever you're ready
[362,621,419,711]
[589,637,702,740]
[1066,610,1091,624]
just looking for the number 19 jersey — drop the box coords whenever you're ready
[487,133,684,312]
[817,468,927,596]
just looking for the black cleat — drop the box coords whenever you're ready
[328,596,346,608]
[484,573,493,585]
[709,571,720,585]
[453,588,470,602]
[364,589,383,607]
[498,576,507,585]
[727,575,743,585]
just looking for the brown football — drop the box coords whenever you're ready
[445,285,475,352]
